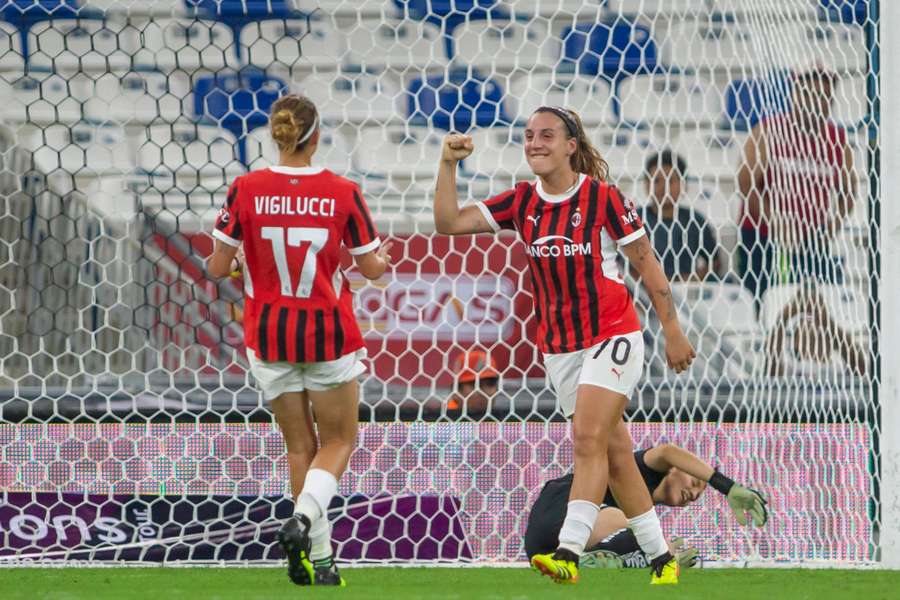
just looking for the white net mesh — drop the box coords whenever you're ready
[0,0,882,566]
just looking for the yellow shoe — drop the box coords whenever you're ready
[531,549,580,584]
[650,555,680,585]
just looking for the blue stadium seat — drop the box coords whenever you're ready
[818,0,868,25]
[193,70,287,164]
[394,0,508,57]
[185,0,296,18]
[560,19,657,79]
[406,68,511,131]
[722,75,791,132]
[1,0,85,20]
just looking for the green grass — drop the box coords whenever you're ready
[1,567,898,600]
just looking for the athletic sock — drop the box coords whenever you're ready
[627,507,669,561]
[557,500,601,556]
[294,468,338,522]
[308,513,333,562]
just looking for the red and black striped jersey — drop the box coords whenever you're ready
[213,166,379,363]
[476,174,645,354]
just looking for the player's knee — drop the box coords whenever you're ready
[571,426,609,459]
[285,444,317,466]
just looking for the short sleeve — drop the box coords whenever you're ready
[603,185,645,246]
[343,185,380,255]
[212,179,243,247]
[475,187,518,232]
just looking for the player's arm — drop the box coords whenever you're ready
[207,240,241,279]
[353,242,394,280]
[643,444,714,482]
[621,235,695,373]
[826,139,857,238]
[433,133,495,235]
[208,181,244,279]
[737,123,768,222]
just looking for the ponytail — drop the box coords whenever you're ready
[534,106,609,181]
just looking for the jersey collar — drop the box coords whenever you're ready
[269,166,324,175]
[536,173,586,204]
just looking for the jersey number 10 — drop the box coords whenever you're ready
[261,226,328,298]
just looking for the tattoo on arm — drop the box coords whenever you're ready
[653,287,677,323]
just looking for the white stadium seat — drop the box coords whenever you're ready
[132,18,239,71]
[510,72,612,125]
[832,75,868,128]
[138,121,243,179]
[0,22,24,72]
[33,120,134,176]
[85,0,187,16]
[466,127,530,178]
[610,0,708,16]
[27,18,137,71]
[453,19,556,71]
[808,24,867,72]
[245,126,353,176]
[84,68,183,124]
[346,19,444,68]
[618,73,719,126]
[0,69,86,124]
[293,70,400,123]
[591,126,655,183]
[672,129,746,182]
[241,14,343,69]
[355,126,444,179]
[671,281,759,334]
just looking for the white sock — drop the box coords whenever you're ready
[294,468,338,522]
[308,514,333,561]
[557,500,601,556]
[627,508,669,560]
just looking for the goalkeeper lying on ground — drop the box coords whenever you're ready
[524,444,768,569]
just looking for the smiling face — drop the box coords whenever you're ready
[524,111,577,178]
[653,468,708,507]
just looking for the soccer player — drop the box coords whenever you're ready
[524,444,768,568]
[433,106,695,585]
[206,94,392,586]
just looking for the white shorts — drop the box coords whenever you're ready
[543,330,644,418]
[247,348,367,401]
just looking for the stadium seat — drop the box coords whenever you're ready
[465,127,530,178]
[453,18,554,71]
[560,19,657,78]
[670,281,759,335]
[818,0,868,25]
[0,22,24,71]
[34,120,134,176]
[681,188,742,233]
[588,126,654,183]
[132,17,239,71]
[808,23,866,72]
[355,125,444,179]
[245,125,352,176]
[291,0,388,12]
[609,0,706,16]
[0,67,86,124]
[673,128,746,181]
[85,1,187,16]
[762,283,867,334]
[406,68,511,131]
[240,13,343,69]
[138,120,243,180]
[26,17,135,71]
[509,72,613,125]
[618,73,718,126]
[185,0,296,17]
[193,69,287,145]
[721,75,792,131]
[346,18,444,68]
[832,74,868,127]
[84,68,184,124]
[294,69,400,124]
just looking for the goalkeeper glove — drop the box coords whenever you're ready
[726,484,768,527]
[579,550,623,569]
[669,537,699,569]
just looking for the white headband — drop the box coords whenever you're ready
[296,115,318,146]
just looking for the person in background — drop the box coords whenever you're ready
[447,349,500,420]
[640,150,720,282]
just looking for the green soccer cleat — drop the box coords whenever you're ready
[531,548,580,584]
[277,515,314,586]
[313,557,347,587]
[650,552,680,585]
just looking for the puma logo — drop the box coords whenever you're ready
[611,368,623,380]
[526,215,540,225]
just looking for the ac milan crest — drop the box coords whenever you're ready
[571,210,582,228]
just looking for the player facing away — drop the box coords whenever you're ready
[433,107,696,585]
[524,444,768,569]
[206,94,392,587]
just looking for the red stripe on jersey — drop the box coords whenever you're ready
[285,308,300,363]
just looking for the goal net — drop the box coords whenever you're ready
[0,0,885,567]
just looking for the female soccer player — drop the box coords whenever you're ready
[524,443,768,568]
[207,94,392,587]
[433,107,695,585]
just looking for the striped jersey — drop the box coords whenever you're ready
[213,165,379,363]
[476,174,645,354]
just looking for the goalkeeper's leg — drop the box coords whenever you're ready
[607,422,678,585]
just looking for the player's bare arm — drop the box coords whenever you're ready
[643,444,714,483]
[207,239,240,279]
[354,241,394,280]
[621,235,695,373]
[737,123,768,222]
[433,133,495,235]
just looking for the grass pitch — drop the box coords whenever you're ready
[1,567,897,599]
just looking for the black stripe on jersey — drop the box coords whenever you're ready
[333,308,344,357]
[225,182,239,207]
[346,213,362,247]
[314,310,326,362]
[258,303,271,360]
[545,202,569,351]
[605,186,627,239]
[519,186,550,339]
[517,184,532,228]
[563,198,584,349]
[490,190,516,219]
[583,180,601,339]
[295,309,307,362]
[276,307,288,362]
[353,189,376,241]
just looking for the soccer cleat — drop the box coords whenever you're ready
[313,557,347,587]
[650,552,680,585]
[277,514,314,586]
[531,548,580,584]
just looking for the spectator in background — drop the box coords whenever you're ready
[640,150,720,282]
[737,63,854,308]
[447,349,499,420]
